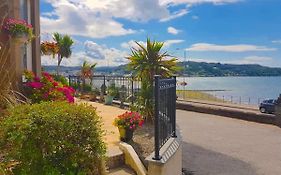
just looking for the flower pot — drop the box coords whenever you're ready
[118,127,133,142]
[104,95,114,105]
[12,34,29,44]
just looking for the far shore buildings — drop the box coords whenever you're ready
[0,0,41,87]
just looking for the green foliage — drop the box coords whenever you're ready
[83,84,92,92]
[0,102,106,175]
[92,88,101,96]
[52,74,69,85]
[53,33,74,75]
[107,83,119,98]
[81,61,97,79]
[127,38,180,121]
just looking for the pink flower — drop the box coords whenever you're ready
[26,82,43,89]
[33,76,40,82]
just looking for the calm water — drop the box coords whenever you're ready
[177,76,281,105]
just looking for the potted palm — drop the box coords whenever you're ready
[113,111,144,142]
[104,83,118,105]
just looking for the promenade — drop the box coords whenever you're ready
[178,110,281,175]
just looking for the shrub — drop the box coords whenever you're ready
[52,74,69,86]
[107,83,119,98]
[83,84,92,92]
[23,71,75,103]
[0,102,106,175]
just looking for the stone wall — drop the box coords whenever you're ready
[177,101,277,125]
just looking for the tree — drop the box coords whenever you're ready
[127,38,180,122]
[81,61,97,91]
[53,33,74,75]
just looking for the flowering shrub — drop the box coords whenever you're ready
[2,18,34,41]
[113,111,144,130]
[23,71,75,103]
[41,41,59,57]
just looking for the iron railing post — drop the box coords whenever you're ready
[131,77,134,105]
[103,75,106,95]
[172,76,177,138]
[153,75,161,160]
[68,75,71,86]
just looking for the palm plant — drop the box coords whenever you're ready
[81,61,97,92]
[53,33,74,75]
[127,38,180,122]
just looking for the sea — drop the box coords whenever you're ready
[177,76,281,105]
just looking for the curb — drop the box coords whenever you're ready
[119,142,147,175]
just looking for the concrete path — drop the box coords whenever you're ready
[76,99,126,147]
[177,110,281,175]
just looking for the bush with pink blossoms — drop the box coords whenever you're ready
[23,71,75,103]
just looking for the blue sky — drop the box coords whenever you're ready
[40,0,281,67]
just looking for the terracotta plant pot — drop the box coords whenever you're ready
[118,127,133,142]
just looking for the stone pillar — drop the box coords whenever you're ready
[275,94,281,128]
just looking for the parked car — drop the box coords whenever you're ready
[259,99,277,114]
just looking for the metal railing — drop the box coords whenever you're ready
[153,75,177,160]
[68,75,141,104]
[176,90,266,106]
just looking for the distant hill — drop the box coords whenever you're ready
[178,62,281,77]
[43,61,281,77]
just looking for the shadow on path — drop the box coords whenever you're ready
[182,142,258,175]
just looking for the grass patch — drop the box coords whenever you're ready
[177,90,224,103]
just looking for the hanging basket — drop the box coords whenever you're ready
[11,34,29,44]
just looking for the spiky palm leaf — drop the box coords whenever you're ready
[127,38,181,122]
[53,33,74,75]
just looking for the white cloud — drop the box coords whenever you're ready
[42,41,129,67]
[164,40,185,47]
[186,43,277,52]
[192,15,199,20]
[121,40,146,50]
[272,40,281,44]
[121,39,184,50]
[239,56,273,65]
[167,26,181,35]
[160,8,189,22]
[160,0,240,6]
[41,0,136,38]
[41,0,241,38]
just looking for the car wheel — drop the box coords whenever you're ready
[260,107,266,113]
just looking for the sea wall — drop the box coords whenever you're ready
[176,101,277,126]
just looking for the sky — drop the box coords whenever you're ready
[40,0,281,68]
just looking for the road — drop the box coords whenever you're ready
[177,110,281,175]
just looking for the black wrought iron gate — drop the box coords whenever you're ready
[153,75,177,160]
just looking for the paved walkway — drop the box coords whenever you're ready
[178,110,281,175]
[76,99,126,147]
